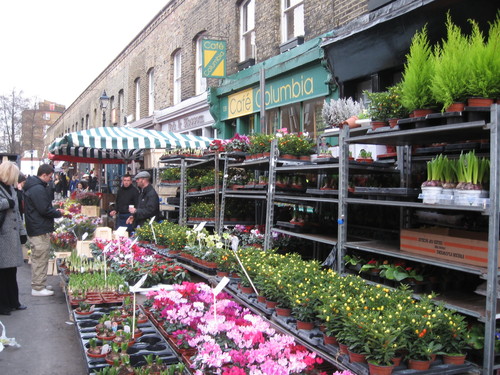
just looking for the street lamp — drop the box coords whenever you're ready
[99,90,110,127]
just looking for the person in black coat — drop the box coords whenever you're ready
[126,171,159,229]
[109,174,139,233]
[24,164,64,297]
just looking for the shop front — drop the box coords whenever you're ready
[208,36,337,139]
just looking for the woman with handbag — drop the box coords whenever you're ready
[0,162,27,315]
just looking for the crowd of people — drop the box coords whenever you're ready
[0,162,160,315]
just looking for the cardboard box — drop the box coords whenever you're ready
[400,228,500,268]
[95,227,113,240]
[158,186,179,196]
[47,259,56,275]
[81,205,101,217]
[113,229,129,240]
[54,251,72,259]
[76,240,93,257]
[144,149,166,169]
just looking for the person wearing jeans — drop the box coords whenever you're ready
[24,164,64,296]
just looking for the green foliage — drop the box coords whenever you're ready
[364,90,392,121]
[248,133,275,154]
[160,168,181,182]
[466,16,500,98]
[401,26,435,111]
[431,13,470,111]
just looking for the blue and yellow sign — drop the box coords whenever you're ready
[220,64,329,120]
[202,39,226,78]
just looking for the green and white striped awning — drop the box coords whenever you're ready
[48,127,213,163]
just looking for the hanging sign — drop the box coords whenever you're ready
[202,39,226,78]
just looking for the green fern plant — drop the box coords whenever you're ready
[400,26,435,112]
[431,13,470,111]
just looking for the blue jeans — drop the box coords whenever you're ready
[116,213,134,233]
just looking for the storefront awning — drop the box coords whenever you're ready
[321,0,498,82]
[48,127,213,164]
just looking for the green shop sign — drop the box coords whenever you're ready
[221,64,329,120]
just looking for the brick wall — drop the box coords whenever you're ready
[47,0,370,146]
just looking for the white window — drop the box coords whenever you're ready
[118,90,124,125]
[42,113,50,120]
[173,51,182,104]
[282,0,304,42]
[135,78,141,121]
[195,37,207,95]
[240,0,255,62]
[148,69,155,116]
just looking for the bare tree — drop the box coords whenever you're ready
[0,88,30,153]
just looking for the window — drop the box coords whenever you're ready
[240,0,255,61]
[195,37,207,95]
[148,69,155,115]
[85,114,89,130]
[135,78,141,121]
[173,50,182,104]
[118,90,124,125]
[282,0,304,42]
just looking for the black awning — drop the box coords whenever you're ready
[322,0,499,82]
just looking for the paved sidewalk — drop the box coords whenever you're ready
[0,262,87,375]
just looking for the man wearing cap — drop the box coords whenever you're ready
[126,171,160,228]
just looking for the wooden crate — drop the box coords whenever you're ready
[95,227,113,240]
[76,240,93,257]
[144,149,166,169]
[47,259,56,276]
[81,205,100,217]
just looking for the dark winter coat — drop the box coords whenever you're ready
[134,184,160,227]
[0,183,26,269]
[24,176,62,237]
[115,185,139,214]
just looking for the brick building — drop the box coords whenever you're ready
[46,0,497,149]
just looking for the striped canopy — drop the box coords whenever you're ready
[48,127,213,163]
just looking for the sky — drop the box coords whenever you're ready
[0,1,168,107]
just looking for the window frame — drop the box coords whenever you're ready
[173,50,182,104]
[148,68,155,116]
[239,0,255,62]
[135,78,141,121]
[281,0,304,42]
[195,37,207,95]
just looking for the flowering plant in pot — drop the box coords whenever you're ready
[364,90,391,127]
[248,133,275,155]
[75,191,101,206]
[224,133,250,152]
[435,308,469,361]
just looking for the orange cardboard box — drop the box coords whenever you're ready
[400,228,499,268]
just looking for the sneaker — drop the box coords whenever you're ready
[32,288,54,297]
[45,285,54,291]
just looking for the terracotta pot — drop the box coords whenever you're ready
[368,362,395,375]
[216,270,229,277]
[299,155,311,161]
[323,334,338,346]
[275,307,292,316]
[443,354,466,365]
[296,320,315,330]
[256,295,266,303]
[240,285,254,294]
[338,342,349,355]
[388,118,399,128]
[391,355,402,366]
[281,154,295,160]
[371,121,388,129]
[413,108,434,117]
[446,102,465,112]
[467,97,494,107]
[265,300,278,309]
[348,349,367,363]
[87,348,108,358]
[408,358,432,370]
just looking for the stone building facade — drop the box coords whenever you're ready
[45,0,366,151]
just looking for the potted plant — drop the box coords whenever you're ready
[224,133,250,152]
[248,133,275,156]
[454,150,490,206]
[321,97,363,129]
[343,254,365,274]
[465,17,500,106]
[436,310,469,364]
[87,337,110,358]
[356,149,373,163]
[421,154,446,204]
[386,84,410,126]
[431,14,469,112]
[160,168,181,183]
[364,90,391,128]
[400,26,435,116]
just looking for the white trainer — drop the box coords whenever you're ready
[32,288,54,297]
[45,285,54,291]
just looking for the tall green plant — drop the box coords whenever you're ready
[401,26,435,112]
[466,16,498,98]
[431,13,470,111]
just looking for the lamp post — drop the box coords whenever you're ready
[99,90,110,127]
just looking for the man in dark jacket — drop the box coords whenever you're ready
[24,164,64,296]
[126,171,159,229]
[109,174,139,233]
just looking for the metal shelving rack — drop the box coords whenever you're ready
[338,105,499,375]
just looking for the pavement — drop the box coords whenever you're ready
[0,262,87,375]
